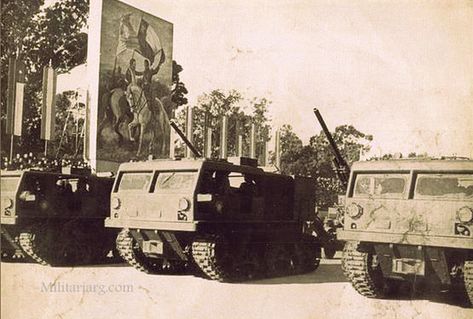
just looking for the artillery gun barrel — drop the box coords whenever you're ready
[313,108,350,186]
[170,121,202,157]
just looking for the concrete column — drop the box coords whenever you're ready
[205,128,212,158]
[250,123,256,158]
[219,115,228,159]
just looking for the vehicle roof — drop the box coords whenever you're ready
[118,158,286,177]
[351,159,473,172]
[0,169,97,179]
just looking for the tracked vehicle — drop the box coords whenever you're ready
[105,157,321,281]
[1,169,116,265]
[338,159,473,305]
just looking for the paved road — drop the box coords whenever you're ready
[1,257,472,319]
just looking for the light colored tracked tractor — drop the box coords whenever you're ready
[105,157,321,281]
[338,159,473,305]
[105,122,321,281]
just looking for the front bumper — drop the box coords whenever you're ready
[338,229,473,249]
[105,218,197,232]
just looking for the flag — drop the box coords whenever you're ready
[137,18,164,67]
[41,66,57,140]
[116,14,164,67]
[6,57,26,136]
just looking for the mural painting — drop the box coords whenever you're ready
[96,0,173,163]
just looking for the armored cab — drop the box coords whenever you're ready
[1,170,116,265]
[338,159,473,304]
[105,157,320,281]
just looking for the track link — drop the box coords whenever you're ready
[464,260,473,305]
[18,232,49,266]
[192,235,233,282]
[116,229,166,274]
[342,241,384,298]
[1,226,28,261]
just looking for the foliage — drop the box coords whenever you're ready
[277,124,373,210]
[1,0,89,157]
[171,60,188,110]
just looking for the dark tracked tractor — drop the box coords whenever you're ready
[105,121,321,281]
[1,169,116,266]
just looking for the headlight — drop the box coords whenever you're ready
[178,198,190,211]
[215,200,224,214]
[111,197,121,210]
[2,198,13,209]
[347,203,363,219]
[457,207,473,223]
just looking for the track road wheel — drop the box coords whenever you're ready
[323,245,337,259]
[115,229,164,274]
[294,237,321,274]
[233,245,263,281]
[342,241,386,298]
[191,235,235,282]
[265,243,295,277]
[464,261,473,306]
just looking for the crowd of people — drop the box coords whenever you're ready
[0,153,90,172]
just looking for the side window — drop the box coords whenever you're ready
[199,170,261,195]
[55,178,77,194]
[199,170,231,195]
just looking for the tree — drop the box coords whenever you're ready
[171,60,188,110]
[1,0,89,156]
[277,123,373,209]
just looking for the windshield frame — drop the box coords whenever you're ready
[413,173,473,201]
[351,173,409,199]
[114,171,154,192]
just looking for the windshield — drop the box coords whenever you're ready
[353,174,408,198]
[414,174,473,200]
[155,171,196,191]
[117,172,153,191]
[1,176,21,193]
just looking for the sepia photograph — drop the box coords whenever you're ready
[1,0,472,318]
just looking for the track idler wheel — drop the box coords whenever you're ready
[115,229,168,274]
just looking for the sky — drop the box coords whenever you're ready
[62,0,473,158]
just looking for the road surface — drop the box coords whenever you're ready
[1,257,471,319]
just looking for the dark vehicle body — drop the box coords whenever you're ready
[1,170,116,265]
